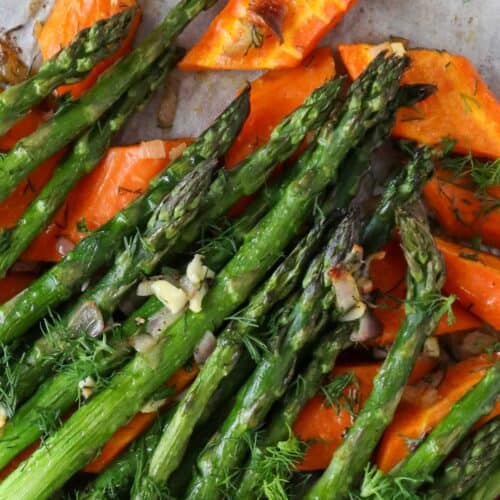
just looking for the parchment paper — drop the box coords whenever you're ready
[1,0,498,144]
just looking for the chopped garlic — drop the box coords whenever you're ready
[141,398,167,413]
[186,254,214,286]
[151,280,188,314]
[424,337,440,358]
[189,282,208,313]
[78,376,96,400]
[130,333,158,353]
[0,405,7,429]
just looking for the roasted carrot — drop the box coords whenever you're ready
[370,239,481,345]
[375,353,500,472]
[0,273,36,303]
[0,109,46,151]
[423,166,500,248]
[180,0,356,71]
[37,0,141,99]
[22,139,192,262]
[436,237,500,330]
[83,365,199,473]
[293,358,437,471]
[339,43,500,159]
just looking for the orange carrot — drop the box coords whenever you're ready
[83,365,199,473]
[423,166,500,248]
[0,442,39,482]
[369,239,481,345]
[293,358,437,471]
[0,109,46,151]
[375,353,500,472]
[22,139,192,262]
[37,0,141,99]
[436,237,500,329]
[339,44,500,159]
[0,273,36,303]
[180,0,356,71]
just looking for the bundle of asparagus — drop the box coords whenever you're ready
[0,3,498,498]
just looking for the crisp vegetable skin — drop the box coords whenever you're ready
[37,0,142,99]
[339,44,500,158]
[376,353,500,472]
[180,0,357,70]
[370,238,481,345]
[423,166,500,248]
[22,139,192,262]
[293,358,438,471]
[225,47,335,167]
[436,237,500,329]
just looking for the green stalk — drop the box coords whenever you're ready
[305,206,447,500]
[4,77,341,408]
[0,53,406,499]
[394,362,500,488]
[0,9,135,136]
[0,88,249,345]
[136,209,335,493]
[0,0,218,201]
[0,48,183,278]
[463,456,500,500]
[236,324,353,499]
[426,416,500,500]
[184,213,360,499]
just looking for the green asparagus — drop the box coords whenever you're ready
[135,208,335,494]
[305,206,447,500]
[0,48,183,278]
[4,77,341,409]
[426,416,500,500]
[0,0,218,201]
[184,212,360,499]
[394,361,500,488]
[0,88,249,345]
[0,53,406,499]
[463,456,500,500]
[0,9,135,136]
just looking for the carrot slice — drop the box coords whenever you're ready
[423,167,500,248]
[83,365,199,473]
[0,273,36,303]
[37,0,141,99]
[180,0,356,71]
[0,109,46,151]
[339,44,500,159]
[225,47,335,167]
[293,358,437,471]
[376,353,500,472]
[22,139,192,262]
[436,237,500,330]
[369,239,481,345]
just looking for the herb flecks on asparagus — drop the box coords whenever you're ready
[0,48,184,278]
[0,8,136,137]
[0,88,249,345]
[0,0,218,201]
[305,206,447,500]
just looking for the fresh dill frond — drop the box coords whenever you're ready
[31,406,62,446]
[0,344,19,418]
[242,332,270,363]
[406,293,455,325]
[320,372,359,416]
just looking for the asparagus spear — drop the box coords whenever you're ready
[0,48,183,278]
[82,355,254,500]
[183,212,360,500]
[5,77,341,408]
[0,53,406,499]
[0,9,136,137]
[135,208,336,493]
[305,206,448,500]
[426,416,500,500]
[0,0,218,201]
[0,88,249,345]
[463,456,500,500]
[0,189,269,469]
[395,361,500,489]
[237,144,436,498]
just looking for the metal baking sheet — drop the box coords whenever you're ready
[1,0,499,144]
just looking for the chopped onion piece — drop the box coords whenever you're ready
[151,280,188,314]
[78,376,96,400]
[194,330,217,365]
[329,267,366,322]
[146,308,183,337]
[56,236,75,257]
[130,333,158,353]
[141,398,167,414]
[423,337,440,358]
[351,310,382,342]
[68,301,104,338]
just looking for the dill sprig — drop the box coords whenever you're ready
[321,372,360,416]
[0,344,20,418]
[32,406,62,446]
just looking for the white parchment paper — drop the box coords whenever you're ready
[1,0,498,144]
